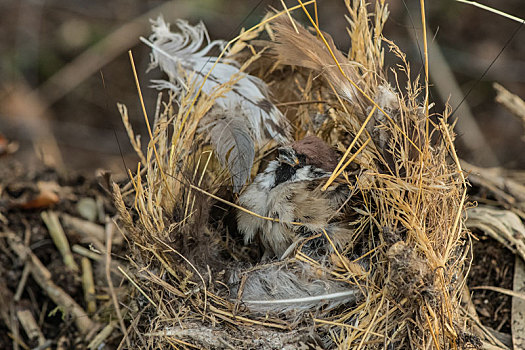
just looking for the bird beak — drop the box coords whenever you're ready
[282,155,299,166]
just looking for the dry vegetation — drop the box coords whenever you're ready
[1,1,525,350]
[111,1,480,348]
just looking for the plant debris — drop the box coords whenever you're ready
[1,1,524,349]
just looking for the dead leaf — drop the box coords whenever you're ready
[19,190,59,209]
[466,206,525,261]
[513,257,525,349]
[19,181,61,209]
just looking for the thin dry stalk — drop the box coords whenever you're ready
[113,1,475,349]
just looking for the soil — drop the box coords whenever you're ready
[0,161,519,348]
[469,234,515,334]
[0,162,122,348]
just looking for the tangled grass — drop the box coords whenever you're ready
[112,1,480,348]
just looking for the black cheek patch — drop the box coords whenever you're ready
[274,163,296,187]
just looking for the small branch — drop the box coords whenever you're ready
[81,258,97,314]
[16,309,46,346]
[14,264,31,301]
[61,213,106,243]
[41,211,79,272]
[87,321,116,350]
[6,231,97,335]
[72,245,102,261]
[494,83,525,137]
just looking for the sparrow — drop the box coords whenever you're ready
[237,135,353,259]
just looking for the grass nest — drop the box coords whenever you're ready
[112,1,480,348]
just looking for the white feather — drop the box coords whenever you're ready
[229,262,360,314]
[200,105,255,192]
[141,18,291,190]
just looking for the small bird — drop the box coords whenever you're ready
[237,135,353,259]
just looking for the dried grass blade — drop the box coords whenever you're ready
[128,51,175,201]
[323,107,376,191]
[456,0,525,24]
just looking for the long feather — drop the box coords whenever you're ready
[270,17,399,111]
[229,262,361,314]
[142,17,291,191]
[200,106,255,192]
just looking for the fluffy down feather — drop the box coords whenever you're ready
[142,17,291,191]
[270,16,363,106]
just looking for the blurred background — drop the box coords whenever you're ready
[0,0,524,178]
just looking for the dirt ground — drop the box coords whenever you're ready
[469,236,515,334]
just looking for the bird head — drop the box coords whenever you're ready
[277,146,304,167]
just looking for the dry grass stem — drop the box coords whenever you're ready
[112,1,480,348]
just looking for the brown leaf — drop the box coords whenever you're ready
[19,190,59,209]
[19,181,61,209]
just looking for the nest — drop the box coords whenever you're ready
[112,2,479,349]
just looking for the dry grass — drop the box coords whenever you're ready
[112,1,481,348]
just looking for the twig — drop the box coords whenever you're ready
[87,321,116,350]
[61,213,106,243]
[72,244,102,261]
[41,211,78,272]
[14,264,31,302]
[81,257,97,314]
[105,218,130,348]
[16,309,46,346]
[472,286,525,301]
[462,160,525,203]
[6,231,96,334]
